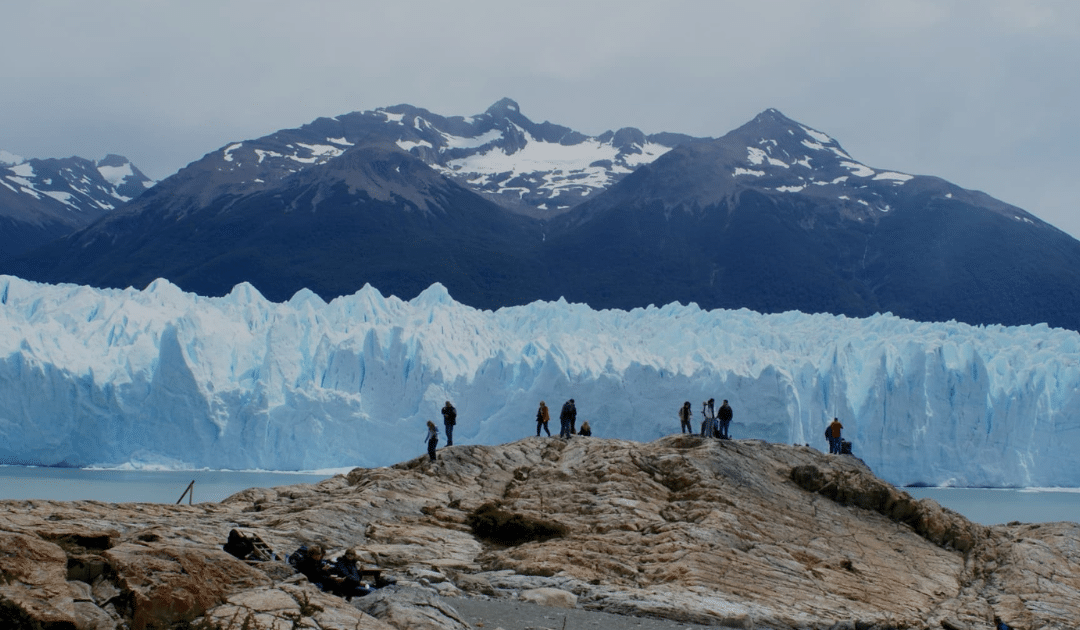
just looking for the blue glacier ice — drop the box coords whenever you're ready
[0,275,1078,488]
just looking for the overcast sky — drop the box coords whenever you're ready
[3,1,1078,238]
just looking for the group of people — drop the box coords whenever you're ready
[681,398,734,439]
[287,543,395,600]
[423,401,458,462]
[425,398,598,461]
[223,531,395,601]
[423,397,847,461]
[538,399,590,439]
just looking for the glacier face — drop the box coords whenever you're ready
[0,275,1078,487]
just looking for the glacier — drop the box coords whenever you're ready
[0,274,1078,488]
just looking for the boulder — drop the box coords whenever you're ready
[519,587,577,609]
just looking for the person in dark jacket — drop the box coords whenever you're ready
[679,401,693,434]
[424,420,439,462]
[717,400,733,439]
[579,421,592,436]
[288,544,332,590]
[827,417,844,454]
[223,529,255,560]
[536,401,551,436]
[441,401,457,446]
[331,548,375,599]
[559,399,576,438]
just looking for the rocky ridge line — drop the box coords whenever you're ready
[0,435,1076,629]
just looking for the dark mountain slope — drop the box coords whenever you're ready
[542,111,1080,329]
[13,147,546,305]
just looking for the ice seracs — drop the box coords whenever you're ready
[0,275,1077,488]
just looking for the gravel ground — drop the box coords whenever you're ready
[444,597,720,630]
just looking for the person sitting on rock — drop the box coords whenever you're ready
[223,529,255,560]
[288,543,333,591]
[330,548,375,599]
[579,421,592,436]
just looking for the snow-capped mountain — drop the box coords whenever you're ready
[1,274,1077,489]
[8,101,1080,331]
[546,108,1080,330]
[389,97,698,215]
[189,97,699,217]
[0,152,154,256]
[574,108,1035,221]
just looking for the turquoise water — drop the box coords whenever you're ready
[0,466,338,504]
[1,466,1078,526]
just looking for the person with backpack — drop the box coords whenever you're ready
[559,399,576,439]
[717,400,733,439]
[424,420,439,461]
[536,401,551,436]
[826,417,844,454]
[441,401,457,446]
[679,401,693,434]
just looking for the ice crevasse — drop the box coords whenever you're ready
[0,275,1077,488]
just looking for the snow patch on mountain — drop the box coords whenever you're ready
[842,161,876,177]
[0,150,23,166]
[377,109,405,124]
[98,162,133,187]
[441,128,503,150]
[432,127,673,205]
[874,171,914,183]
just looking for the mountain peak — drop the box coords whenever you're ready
[485,97,522,118]
[752,108,795,124]
[97,154,132,168]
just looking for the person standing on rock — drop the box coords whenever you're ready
[441,401,457,446]
[536,401,551,436]
[679,401,693,434]
[717,400,733,439]
[559,399,576,439]
[826,417,844,454]
[424,420,439,461]
[700,399,715,437]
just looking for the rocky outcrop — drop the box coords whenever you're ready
[0,435,1077,629]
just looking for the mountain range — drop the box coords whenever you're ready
[0,151,154,257]
[5,99,1080,330]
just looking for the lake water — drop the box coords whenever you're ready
[1,466,1078,526]
[0,466,339,504]
[904,486,1080,526]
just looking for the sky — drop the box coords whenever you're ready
[2,0,1078,238]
